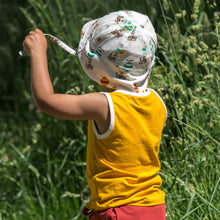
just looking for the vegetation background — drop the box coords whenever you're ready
[0,0,219,219]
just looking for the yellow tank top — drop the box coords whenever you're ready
[86,89,167,210]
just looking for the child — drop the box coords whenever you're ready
[23,10,167,220]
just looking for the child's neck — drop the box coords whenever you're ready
[102,86,116,92]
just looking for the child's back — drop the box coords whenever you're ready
[87,89,167,210]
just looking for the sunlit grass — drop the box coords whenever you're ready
[0,0,219,219]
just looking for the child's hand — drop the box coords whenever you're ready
[23,29,47,56]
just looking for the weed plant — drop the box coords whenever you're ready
[0,0,219,219]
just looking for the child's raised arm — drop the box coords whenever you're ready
[23,29,109,132]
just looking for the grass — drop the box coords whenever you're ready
[0,0,219,219]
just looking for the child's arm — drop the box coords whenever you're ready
[23,29,109,133]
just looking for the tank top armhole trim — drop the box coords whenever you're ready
[91,92,115,140]
[150,88,168,122]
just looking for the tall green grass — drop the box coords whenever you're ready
[0,0,219,219]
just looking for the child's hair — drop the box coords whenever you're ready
[77,10,157,93]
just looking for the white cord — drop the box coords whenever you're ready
[19,33,77,56]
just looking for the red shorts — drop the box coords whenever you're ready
[83,204,166,220]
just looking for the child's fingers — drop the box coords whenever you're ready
[23,31,46,55]
[29,29,44,38]
[29,30,35,35]
[25,29,46,43]
[27,30,44,40]
[35,29,44,34]
[23,39,31,55]
[22,29,47,56]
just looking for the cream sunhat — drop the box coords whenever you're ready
[77,10,157,93]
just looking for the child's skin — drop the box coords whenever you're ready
[23,29,110,134]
